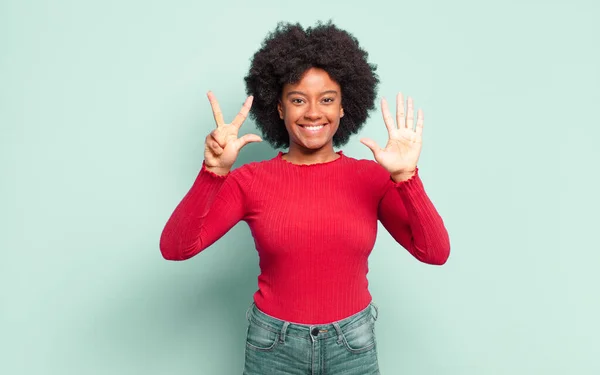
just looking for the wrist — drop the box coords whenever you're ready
[391,169,416,183]
[204,164,230,176]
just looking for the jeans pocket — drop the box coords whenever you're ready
[245,321,280,352]
[340,317,376,354]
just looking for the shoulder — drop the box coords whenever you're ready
[228,153,279,185]
[231,160,259,175]
[232,151,284,176]
[341,153,393,194]
[225,161,260,191]
[342,153,390,180]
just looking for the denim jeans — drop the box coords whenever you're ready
[243,302,380,375]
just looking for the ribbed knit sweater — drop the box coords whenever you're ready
[160,150,450,324]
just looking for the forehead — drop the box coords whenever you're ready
[283,67,340,93]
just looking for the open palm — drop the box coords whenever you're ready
[360,92,423,176]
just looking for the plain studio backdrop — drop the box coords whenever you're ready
[1,0,598,374]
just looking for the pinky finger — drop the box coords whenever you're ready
[416,109,424,137]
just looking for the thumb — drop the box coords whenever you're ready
[360,138,380,157]
[236,133,263,150]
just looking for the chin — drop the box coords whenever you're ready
[296,141,331,151]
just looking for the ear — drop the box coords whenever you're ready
[277,101,284,119]
[340,106,344,118]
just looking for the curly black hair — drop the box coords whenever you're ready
[244,21,379,149]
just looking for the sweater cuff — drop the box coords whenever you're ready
[201,161,229,179]
[390,167,422,189]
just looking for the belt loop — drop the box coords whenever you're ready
[245,302,254,323]
[370,302,379,321]
[332,322,343,344]
[279,322,290,344]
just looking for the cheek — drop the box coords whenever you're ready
[283,108,302,123]
[282,112,298,133]
[328,109,343,123]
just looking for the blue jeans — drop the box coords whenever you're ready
[243,302,380,375]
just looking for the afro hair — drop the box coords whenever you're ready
[244,21,379,149]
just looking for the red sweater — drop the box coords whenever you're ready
[160,151,450,324]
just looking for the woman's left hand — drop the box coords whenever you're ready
[360,92,423,182]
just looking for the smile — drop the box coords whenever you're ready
[299,124,326,132]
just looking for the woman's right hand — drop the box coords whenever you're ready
[204,91,262,175]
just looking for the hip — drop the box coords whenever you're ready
[243,301,380,375]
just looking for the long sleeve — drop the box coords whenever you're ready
[159,161,255,261]
[377,167,450,265]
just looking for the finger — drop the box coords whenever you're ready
[210,130,226,148]
[235,133,263,150]
[231,96,253,128]
[209,139,224,156]
[359,137,381,157]
[380,98,395,136]
[416,108,424,137]
[207,91,225,127]
[406,96,414,131]
[396,92,406,129]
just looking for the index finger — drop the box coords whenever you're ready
[231,96,254,128]
[207,91,225,127]
[381,97,395,136]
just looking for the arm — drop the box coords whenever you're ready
[361,92,449,264]
[159,162,254,261]
[378,167,450,265]
[160,91,261,261]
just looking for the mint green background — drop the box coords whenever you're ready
[2,0,598,374]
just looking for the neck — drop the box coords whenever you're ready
[283,144,339,165]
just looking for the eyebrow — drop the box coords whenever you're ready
[286,90,339,97]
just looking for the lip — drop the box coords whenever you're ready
[298,123,327,134]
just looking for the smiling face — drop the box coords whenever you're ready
[278,67,344,154]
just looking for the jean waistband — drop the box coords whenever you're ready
[245,302,378,341]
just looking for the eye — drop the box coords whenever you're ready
[291,98,304,104]
[322,97,335,104]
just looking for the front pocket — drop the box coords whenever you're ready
[245,321,279,352]
[340,318,376,354]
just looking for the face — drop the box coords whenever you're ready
[278,67,344,152]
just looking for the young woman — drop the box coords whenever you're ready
[160,21,450,375]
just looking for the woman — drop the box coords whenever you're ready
[160,21,450,375]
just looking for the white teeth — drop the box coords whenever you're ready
[304,125,324,130]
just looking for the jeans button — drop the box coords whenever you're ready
[311,328,319,336]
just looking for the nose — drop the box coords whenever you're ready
[303,102,322,121]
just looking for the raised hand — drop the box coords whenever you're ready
[204,91,262,175]
[360,92,423,182]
